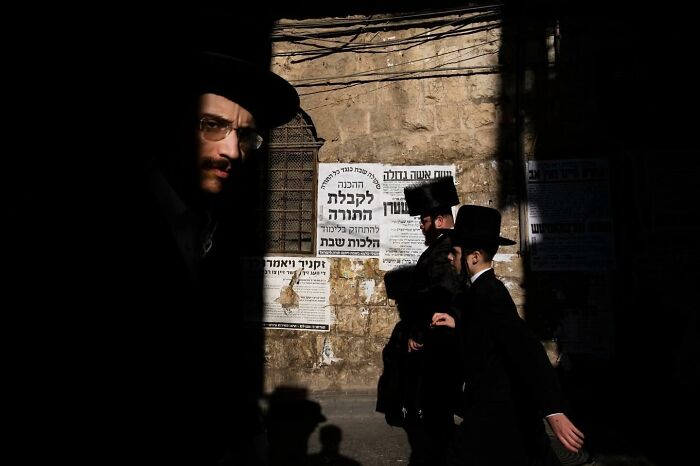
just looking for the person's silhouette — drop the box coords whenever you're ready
[305,425,361,466]
[266,386,327,466]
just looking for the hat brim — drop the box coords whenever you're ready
[195,51,299,128]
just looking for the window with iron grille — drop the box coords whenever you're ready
[255,111,322,255]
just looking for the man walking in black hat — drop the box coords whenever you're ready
[400,176,463,465]
[431,205,585,466]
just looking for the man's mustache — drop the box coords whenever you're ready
[203,157,242,171]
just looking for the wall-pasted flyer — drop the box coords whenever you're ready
[527,159,615,271]
[241,256,331,331]
[317,164,383,258]
[380,165,456,269]
[316,163,456,268]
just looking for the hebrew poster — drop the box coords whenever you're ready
[379,165,456,269]
[317,164,382,258]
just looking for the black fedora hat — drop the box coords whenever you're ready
[193,50,299,129]
[442,205,516,254]
[403,176,460,217]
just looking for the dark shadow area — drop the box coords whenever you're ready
[8,3,698,466]
[498,3,700,465]
[265,386,327,466]
[6,9,283,466]
[305,424,362,466]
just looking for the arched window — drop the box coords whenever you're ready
[256,111,323,255]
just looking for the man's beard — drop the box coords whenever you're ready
[423,227,438,245]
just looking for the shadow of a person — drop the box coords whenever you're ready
[376,265,415,427]
[265,386,327,466]
[304,424,362,466]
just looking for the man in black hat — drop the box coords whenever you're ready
[400,176,463,465]
[143,48,299,289]
[402,176,462,349]
[5,15,297,466]
[431,205,585,466]
[120,37,300,465]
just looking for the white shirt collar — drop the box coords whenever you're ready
[470,267,492,284]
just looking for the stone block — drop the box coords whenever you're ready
[358,278,387,306]
[469,74,502,104]
[435,104,463,131]
[372,134,403,161]
[429,131,480,160]
[335,258,378,279]
[338,136,375,162]
[463,102,498,129]
[308,108,340,143]
[377,80,422,106]
[401,106,435,132]
[329,278,358,305]
[368,306,400,338]
[335,107,370,139]
[264,333,317,370]
[493,253,524,280]
[461,159,502,193]
[370,106,402,133]
[333,305,370,336]
[322,334,368,366]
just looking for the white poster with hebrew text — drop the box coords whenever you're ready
[380,165,456,269]
[317,164,382,257]
[241,256,331,331]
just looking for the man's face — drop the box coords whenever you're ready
[448,245,463,276]
[419,215,435,245]
[196,93,257,195]
[420,214,447,245]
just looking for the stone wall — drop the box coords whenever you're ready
[263,10,523,392]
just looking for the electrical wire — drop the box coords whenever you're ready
[272,4,502,33]
[274,12,501,58]
[271,4,504,110]
[290,38,500,86]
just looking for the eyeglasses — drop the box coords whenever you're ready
[199,116,264,152]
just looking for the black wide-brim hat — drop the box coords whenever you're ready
[403,176,460,217]
[440,204,516,253]
[193,51,299,129]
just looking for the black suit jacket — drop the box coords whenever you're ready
[408,233,460,340]
[452,269,567,464]
[93,169,265,465]
[402,233,461,418]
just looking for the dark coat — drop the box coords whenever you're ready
[376,234,462,426]
[449,269,567,466]
[376,319,411,426]
[98,170,266,465]
[407,233,462,418]
[408,233,460,341]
